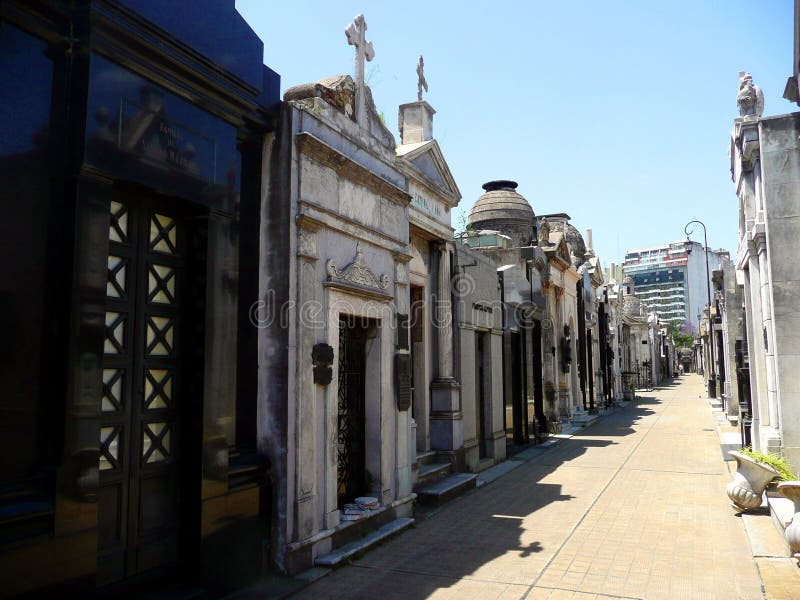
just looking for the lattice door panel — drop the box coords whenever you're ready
[98,195,186,585]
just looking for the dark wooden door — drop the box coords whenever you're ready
[98,193,187,584]
[337,317,368,507]
[510,331,526,445]
[532,320,546,435]
[476,332,487,459]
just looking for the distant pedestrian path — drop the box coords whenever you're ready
[292,375,768,599]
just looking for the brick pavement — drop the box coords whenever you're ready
[290,375,777,599]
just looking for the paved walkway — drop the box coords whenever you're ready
[291,376,778,599]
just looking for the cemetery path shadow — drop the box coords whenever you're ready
[287,395,661,600]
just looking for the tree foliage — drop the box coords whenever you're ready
[669,320,695,348]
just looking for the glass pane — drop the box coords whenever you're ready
[85,54,243,212]
[145,369,171,408]
[104,312,125,354]
[149,263,175,304]
[100,426,120,471]
[147,316,173,356]
[0,24,55,481]
[109,201,128,243]
[150,214,176,254]
[102,368,123,412]
[143,422,169,463]
[107,255,127,298]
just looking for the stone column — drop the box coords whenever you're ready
[746,242,769,441]
[436,243,454,379]
[756,232,782,451]
[741,270,761,446]
[394,254,413,500]
[430,242,463,461]
[295,224,321,538]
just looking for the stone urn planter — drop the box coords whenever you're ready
[621,372,637,402]
[726,451,780,510]
[777,481,800,559]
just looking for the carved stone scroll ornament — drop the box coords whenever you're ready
[326,243,389,290]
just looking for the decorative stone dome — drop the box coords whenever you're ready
[467,180,535,247]
[540,213,586,265]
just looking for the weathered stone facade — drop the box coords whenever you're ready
[261,65,415,571]
[732,71,800,470]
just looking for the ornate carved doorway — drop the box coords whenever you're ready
[337,316,370,507]
[98,191,196,584]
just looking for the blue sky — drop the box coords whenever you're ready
[236,1,793,266]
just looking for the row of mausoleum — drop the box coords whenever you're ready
[0,3,673,594]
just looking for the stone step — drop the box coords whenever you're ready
[477,457,495,472]
[415,450,437,467]
[414,462,451,489]
[314,517,415,567]
[416,473,477,506]
[571,412,599,428]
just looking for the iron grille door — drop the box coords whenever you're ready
[337,317,368,507]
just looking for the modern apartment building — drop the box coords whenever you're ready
[622,241,726,326]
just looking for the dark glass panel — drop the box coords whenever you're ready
[85,54,241,214]
[0,23,53,481]
[116,0,264,90]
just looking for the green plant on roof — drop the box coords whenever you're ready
[739,447,797,481]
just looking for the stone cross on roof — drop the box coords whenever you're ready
[417,55,428,102]
[345,14,374,123]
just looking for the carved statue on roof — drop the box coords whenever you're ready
[737,71,764,118]
[537,216,550,245]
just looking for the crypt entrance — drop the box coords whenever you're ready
[336,316,374,507]
[98,189,205,585]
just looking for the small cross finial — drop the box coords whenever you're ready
[416,55,428,102]
[345,14,374,123]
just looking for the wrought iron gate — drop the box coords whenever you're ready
[337,317,368,507]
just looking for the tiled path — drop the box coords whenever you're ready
[291,375,780,599]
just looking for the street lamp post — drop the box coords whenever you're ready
[684,220,716,398]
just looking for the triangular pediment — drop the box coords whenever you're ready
[397,139,461,205]
[556,238,571,264]
[588,255,605,286]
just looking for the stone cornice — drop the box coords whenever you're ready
[545,251,570,272]
[296,132,412,206]
[392,250,414,264]
[296,213,324,232]
[297,200,408,250]
[322,279,393,302]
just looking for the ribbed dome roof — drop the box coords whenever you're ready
[541,213,586,261]
[467,180,534,227]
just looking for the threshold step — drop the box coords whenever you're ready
[416,473,477,506]
[415,450,437,466]
[571,414,599,428]
[314,517,415,567]
[416,462,450,483]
